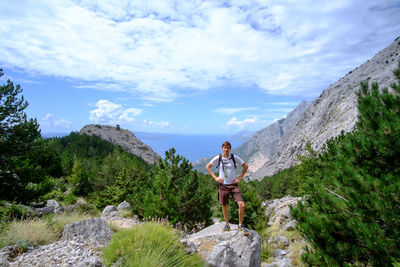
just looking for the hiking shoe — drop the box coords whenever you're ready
[238,225,249,236]
[222,224,231,232]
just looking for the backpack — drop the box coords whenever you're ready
[215,153,237,169]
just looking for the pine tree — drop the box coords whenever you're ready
[131,148,214,228]
[291,62,400,266]
[0,70,62,203]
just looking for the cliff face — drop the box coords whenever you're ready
[79,124,161,165]
[233,100,311,173]
[251,37,400,180]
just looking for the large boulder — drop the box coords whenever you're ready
[181,222,261,267]
[117,201,131,211]
[31,199,61,215]
[61,218,113,247]
[101,205,119,220]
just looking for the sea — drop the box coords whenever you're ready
[43,132,245,163]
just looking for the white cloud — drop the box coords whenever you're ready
[89,99,142,124]
[1,0,399,101]
[88,99,170,129]
[143,119,170,129]
[226,116,268,130]
[40,113,73,129]
[214,107,258,115]
[270,102,299,106]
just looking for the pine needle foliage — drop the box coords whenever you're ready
[291,62,400,266]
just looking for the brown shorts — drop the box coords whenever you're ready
[218,183,244,205]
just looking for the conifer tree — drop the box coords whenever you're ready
[0,70,62,203]
[291,62,400,266]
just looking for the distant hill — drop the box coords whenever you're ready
[80,124,161,165]
[230,130,256,142]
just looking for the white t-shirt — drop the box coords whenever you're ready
[209,154,244,185]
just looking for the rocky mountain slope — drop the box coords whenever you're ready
[233,100,311,173]
[80,124,161,165]
[252,37,400,179]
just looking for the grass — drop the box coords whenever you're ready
[107,221,122,232]
[0,211,93,249]
[0,218,58,248]
[118,209,132,218]
[102,222,204,267]
[260,222,305,265]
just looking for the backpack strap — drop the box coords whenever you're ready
[216,153,237,169]
[215,154,222,169]
[230,153,237,169]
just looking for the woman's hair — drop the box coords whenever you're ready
[221,141,231,148]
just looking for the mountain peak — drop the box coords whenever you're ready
[79,124,161,165]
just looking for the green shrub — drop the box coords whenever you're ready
[102,222,203,266]
[0,201,30,223]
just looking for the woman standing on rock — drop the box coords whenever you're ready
[206,141,249,235]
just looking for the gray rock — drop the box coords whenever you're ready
[77,257,103,267]
[273,249,287,258]
[46,199,60,210]
[284,221,296,231]
[61,218,113,247]
[101,205,119,220]
[266,259,292,267]
[80,124,160,165]
[0,246,14,267]
[274,236,289,247]
[182,222,261,267]
[117,201,131,211]
[33,205,56,215]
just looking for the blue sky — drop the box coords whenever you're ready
[1,0,399,135]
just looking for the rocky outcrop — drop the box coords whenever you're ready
[80,124,160,165]
[117,201,131,211]
[181,222,261,267]
[100,203,139,230]
[60,218,113,247]
[252,37,400,179]
[8,218,112,267]
[261,196,306,267]
[100,205,119,221]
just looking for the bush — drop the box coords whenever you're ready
[102,222,203,266]
[0,201,30,223]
